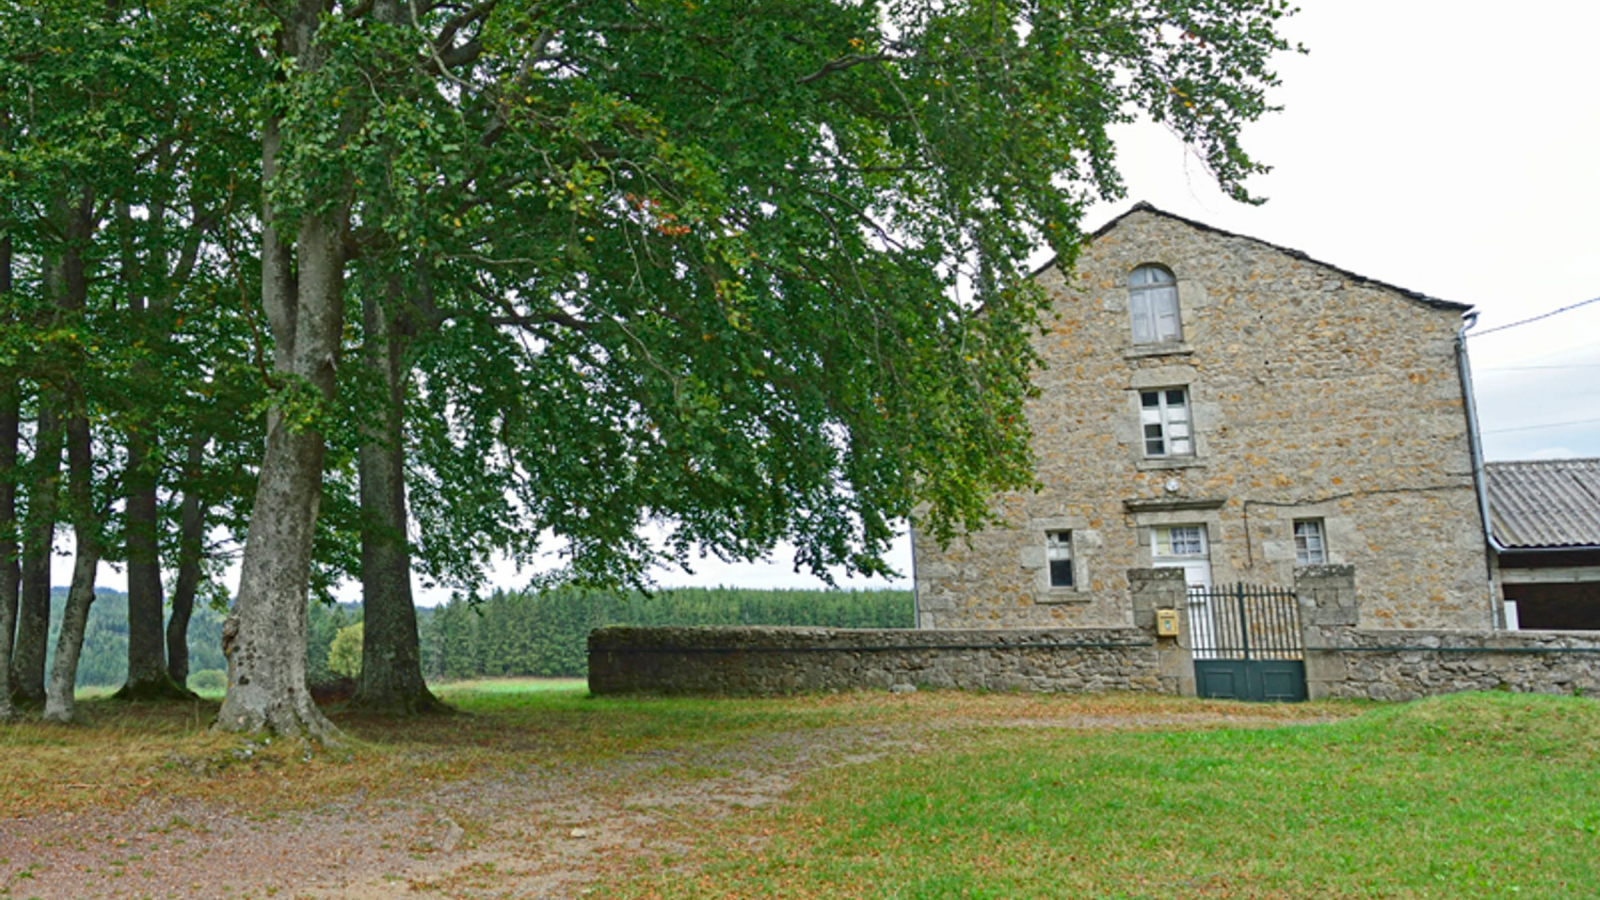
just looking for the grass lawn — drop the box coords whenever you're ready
[3,683,1596,898]
[434,676,588,695]
[603,692,1600,899]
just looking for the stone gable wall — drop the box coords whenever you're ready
[915,210,1492,632]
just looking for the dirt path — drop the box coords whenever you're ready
[0,708,1332,899]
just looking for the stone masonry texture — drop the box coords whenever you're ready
[1298,566,1600,699]
[589,624,1172,696]
[914,206,1494,632]
[589,568,1600,700]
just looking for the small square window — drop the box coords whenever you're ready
[1046,530,1073,588]
[1294,519,1326,565]
[1139,388,1193,457]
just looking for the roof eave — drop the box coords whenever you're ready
[1033,201,1474,314]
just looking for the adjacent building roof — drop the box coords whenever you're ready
[1485,458,1600,549]
[1035,201,1473,313]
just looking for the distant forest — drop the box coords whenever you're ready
[51,587,914,688]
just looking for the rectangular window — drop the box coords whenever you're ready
[1046,530,1073,587]
[1294,519,1327,565]
[1129,268,1182,344]
[1140,388,1193,457]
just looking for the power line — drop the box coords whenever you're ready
[1482,415,1600,435]
[1476,363,1600,372]
[1469,295,1600,337]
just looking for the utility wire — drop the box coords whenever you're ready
[1470,295,1600,337]
[1476,363,1600,372]
[1482,415,1600,435]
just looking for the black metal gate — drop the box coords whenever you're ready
[1188,583,1307,702]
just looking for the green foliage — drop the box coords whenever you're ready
[4,1,1299,718]
[186,668,227,694]
[42,589,226,689]
[327,622,364,679]
[421,586,914,680]
[371,0,1302,590]
[305,600,361,687]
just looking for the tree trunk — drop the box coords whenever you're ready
[215,411,336,737]
[351,282,443,715]
[0,236,16,720]
[43,411,99,722]
[119,426,188,698]
[166,437,206,687]
[10,407,61,707]
[215,101,346,739]
[0,387,15,722]
[39,191,99,723]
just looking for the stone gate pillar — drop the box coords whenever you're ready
[1129,567,1192,696]
[1295,565,1357,700]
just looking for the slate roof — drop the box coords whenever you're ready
[1485,458,1600,549]
[1035,201,1473,314]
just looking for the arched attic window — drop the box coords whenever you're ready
[1128,265,1181,344]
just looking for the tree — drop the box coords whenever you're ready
[327,621,363,679]
[217,0,1296,738]
[0,234,13,719]
[0,0,267,718]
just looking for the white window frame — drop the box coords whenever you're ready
[1129,265,1181,345]
[1045,530,1074,588]
[1153,525,1207,560]
[1139,387,1194,458]
[1293,519,1327,565]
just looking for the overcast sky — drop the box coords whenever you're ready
[67,1,1600,600]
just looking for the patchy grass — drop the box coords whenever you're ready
[0,683,1334,821]
[603,692,1600,900]
[9,684,1595,898]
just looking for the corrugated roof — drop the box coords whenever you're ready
[1485,459,1600,549]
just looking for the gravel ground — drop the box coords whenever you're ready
[0,707,1332,899]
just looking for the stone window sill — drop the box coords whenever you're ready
[1135,456,1208,472]
[1123,342,1194,360]
[1036,590,1092,605]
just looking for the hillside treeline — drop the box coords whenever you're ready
[42,590,226,689]
[53,588,912,688]
[423,587,914,680]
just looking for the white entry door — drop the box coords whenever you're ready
[1152,525,1214,655]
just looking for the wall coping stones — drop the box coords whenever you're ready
[591,625,1154,654]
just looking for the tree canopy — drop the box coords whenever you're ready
[0,0,1298,735]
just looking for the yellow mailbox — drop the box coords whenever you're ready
[1155,608,1180,637]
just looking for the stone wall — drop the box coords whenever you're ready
[915,205,1493,632]
[588,626,1165,695]
[1305,630,1600,700]
[1298,566,1600,699]
[590,567,1600,700]
[590,568,1190,696]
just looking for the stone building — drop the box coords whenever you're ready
[912,203,1498,633]
[589,204,1600,703]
